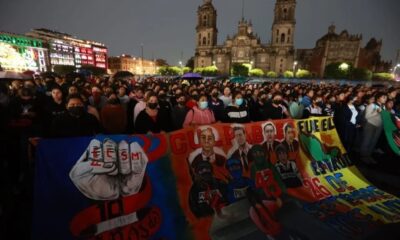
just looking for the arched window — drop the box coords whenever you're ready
[277,29,279,35]
[198,34,202,46]
[203,15,207,26]
[202,37,207,45]
[283,9,288,19]
[288,29,291,35]
[281,33,286,43]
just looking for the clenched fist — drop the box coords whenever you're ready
[69,139,148,200]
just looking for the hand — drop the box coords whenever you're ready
[69,139,148,200]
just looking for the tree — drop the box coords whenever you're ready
[324,62,353,79]
[53,65,76,75]
[182,67,191,74]
[194,66,218,76]
[186,57,195,69]
[158,66,181,76]
[351,68,372,80]
[266,71,278,78]
[283,70,294,78]
[231,63,249,77]
[295,69,312,79]
[249,68,264,77]
[372,73,394,81]
[155,59,169,67]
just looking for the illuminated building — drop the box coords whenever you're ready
[108,55,158,75]
[0,32,50,72]
[26,28,108,70]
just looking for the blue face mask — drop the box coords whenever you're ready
[199,101,208,109]
[298,97,303,103]
[235,98,244,106]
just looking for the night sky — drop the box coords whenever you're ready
[0,0,399,65]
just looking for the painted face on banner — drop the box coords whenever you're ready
[285,125,296,143]
[234,128,246,147]
[264,124,276,142]
[200,128,215,152]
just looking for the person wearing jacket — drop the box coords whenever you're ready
[360,92,387,164]
[224,92,251,123]
[183,94,216,127]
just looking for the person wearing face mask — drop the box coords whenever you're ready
[250,92,268,121]
[50,94,100,137]
[208,88,225,122]
[186,89,200,109]
[224,92,251,123]
[171,94,189,130]
[135,93,171,134]
[264,93,290,120]
[183,95,216,127]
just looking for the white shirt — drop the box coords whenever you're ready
[348,104,358,125]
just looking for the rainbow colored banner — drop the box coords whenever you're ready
[32,117,400,240]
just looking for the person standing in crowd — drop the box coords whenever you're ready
[186,89,200,109]
[224,92,251,123]
[133,89,149,125]
[88,86,107,111]
[300,89,314,108]
[43,86,66,134]
[208,87,225,122]
[135,93,170,134]
[303,95,324,118]
[338,95,361,153]
[50,94,100,137]
[100,94,127,134]
[117,86,130,109]
[219,86,232,107]
[171,93,189,130]
[251,91,268,121]
[183,94,216,127]
[360,92,387,164]
[264,93,290,120]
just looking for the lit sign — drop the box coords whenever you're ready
[0,42,42,72]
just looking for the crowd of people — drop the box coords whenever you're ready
[0,74,399,181]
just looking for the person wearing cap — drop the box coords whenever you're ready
[225,158,254,203]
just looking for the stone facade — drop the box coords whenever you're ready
[194,0,296,75]
[297,25,390,77]
[108,55,158,75]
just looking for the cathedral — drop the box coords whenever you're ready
[194,0,296,75]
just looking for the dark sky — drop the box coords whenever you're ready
[1,0,399,65]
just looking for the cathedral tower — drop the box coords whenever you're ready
[271,0,296,73]
[194,0,218,68]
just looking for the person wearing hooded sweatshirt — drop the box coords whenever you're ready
[183,94,216,127]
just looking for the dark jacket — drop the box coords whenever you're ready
[224,105,251,123]
[208,97,226,122]
[50,111,100,137]
[135,109,171,134]
[171,105,189,130]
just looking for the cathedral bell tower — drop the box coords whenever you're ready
[271,0,296,74]
[195,0,218,68]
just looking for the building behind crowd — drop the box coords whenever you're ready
[296,25,391,77]
[26,29,108,72]
[194,0,297,75]
[108,55,158,75]
[0,32,50,72]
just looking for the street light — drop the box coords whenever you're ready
[293,61,298,78]
[213,60,216,66]
[179,61,183,75]
[339,62,349,71]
